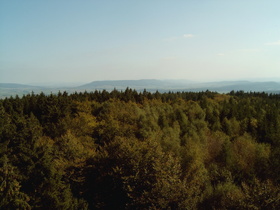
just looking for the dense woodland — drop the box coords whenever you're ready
[0,89,280,209]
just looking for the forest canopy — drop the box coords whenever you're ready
[0,89,279,209]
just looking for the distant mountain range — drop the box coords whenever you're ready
[77,79,195,90]
[1,79,280,98]
[78,80,280,92]
[0,83,41,89]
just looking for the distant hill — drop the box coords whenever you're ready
[77,79,195,91]
[78,80,280,93]
[1,80,280,98]
[0,83,49,98]
[0,83,39,89]
[183,81,280,92]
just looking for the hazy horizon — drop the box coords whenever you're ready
[2,78,280,88]
[1,1,280,84]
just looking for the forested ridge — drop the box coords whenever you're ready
[1,89,280,209]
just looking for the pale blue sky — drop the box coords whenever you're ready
[1,0,280,84]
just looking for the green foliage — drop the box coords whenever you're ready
[201,182,243,209]
[0,156,31,210]
[1,90,280,209]
[241,179,280,209]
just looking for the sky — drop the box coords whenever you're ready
[1,0,280,84]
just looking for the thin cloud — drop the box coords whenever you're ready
[183,34,195,38]
[265,40,280,46]
[217,53,225,56]
[163,34,195,42]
